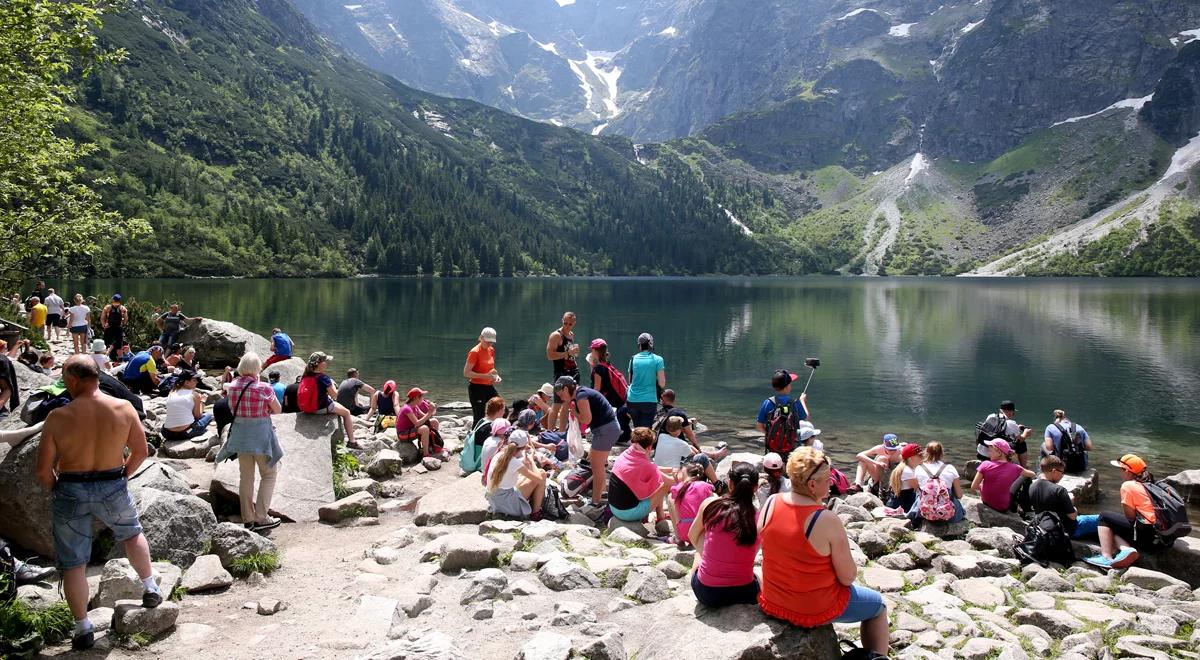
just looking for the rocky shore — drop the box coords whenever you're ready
[1,318,1199,659]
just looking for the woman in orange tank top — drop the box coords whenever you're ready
[758,447,890,657]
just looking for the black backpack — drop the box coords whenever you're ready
[1052,422,1087,473]
[975,410,1010,445]
[1014,511,1075,567]
[540,482,569,521]
[1139,481,1192,548]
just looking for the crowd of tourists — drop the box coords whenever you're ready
[3,286,1192,657]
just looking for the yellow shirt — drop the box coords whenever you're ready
[30,304,48,327]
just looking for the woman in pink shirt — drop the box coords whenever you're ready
[688,462,762,607]
[669,462,714,548]
[971,439,1035,512]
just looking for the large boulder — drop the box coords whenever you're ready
[961,496,1026,534]
[209,522,277,569]
[116,484,217,567]
[716,452,764,478]
[1164,469,1200,504]
[260,357,305,387]
[177,319,271,368]
[211,414,337,523]
[0,435,54,556]
[413,476,489,526]
[1059,470,1099,505]
[610,594,839,659]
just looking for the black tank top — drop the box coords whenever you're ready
[105,305,124,329]
[552,329,578,378]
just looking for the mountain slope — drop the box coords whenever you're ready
[67,0,789,277]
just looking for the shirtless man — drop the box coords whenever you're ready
[36,355,162,651]
[545,311,579,432]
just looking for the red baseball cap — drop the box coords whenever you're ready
[590,338,607,350]
[901,443,922,460]
[406,387,427,400]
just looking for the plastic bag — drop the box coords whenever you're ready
[566,415,585,461]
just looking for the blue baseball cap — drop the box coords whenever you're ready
[112,293,122,301]
[882,433,900,449]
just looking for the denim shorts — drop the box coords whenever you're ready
[609,498,651,522]
[834,585,886,623]
[52,473,143,569]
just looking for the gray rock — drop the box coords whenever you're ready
[1121,566,1188,590]
[367,449,404,479]
[1164,469,1200,504]
[575,632,628,660]
[607,522,648,544]
[158,429,221,459]
[510,551,539,571]
[414,477,489,526]
[551,600,595,626]
[585,557,634,588]
[421,456,442,471]
[470,603,494,620]
[93,559,181,609]
[920,519,972,539]
[897,541,934,567]
[861,566,905,592]
[479,519,525,535]
[933,553,1019,579]
[511,579,539,596]
[87,607,114,633]
[424,533,499,572]
[373,547,401,565]
[177,319,271,368]
[966,527,1019,556]
[856,530,890,558]
[394,592,434,619]
[894,612,931,632]
[621,566,671,603]
[211,414,337,523]
[1026,568,1073,592]
[517,631,573,660]
[845,492,885,510]
[180,554,233,593]
[876,552,916,571]
[538,557,600,591]
[257,598,286,615]
[1015,625,1052,656]
[394,439,422,465]
[113,598,181,639]
[1013,609,1087,636]
[209,521,277,569]
[318,491,379,523]
[960,638,1008,660]
[1059,470,1100,505]
[962,497,1026,533]
[656,560,688,579]
[366,631,468,660]
[344,478,385,497]
[1134,612,1178,637]
[123,485,216,567]
[17,583,61,608]
[949,578,1006,608]
[461,568,509,604]
[905,585,965,609]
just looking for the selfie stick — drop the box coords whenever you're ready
[802,364,818,394]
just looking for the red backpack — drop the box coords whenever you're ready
[296,374,321,413]
[763,396,800,455]
[598,362,629,406]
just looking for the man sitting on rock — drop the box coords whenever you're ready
[35,355,162,651]
[264,327,294,369]
[119,344,164,396]
[1029,455,1099,539]
[336,368,375,416]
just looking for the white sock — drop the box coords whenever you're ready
[74,617,93,635]
[142,576,160,593]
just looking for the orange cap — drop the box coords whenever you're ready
[1110,454,1146,475]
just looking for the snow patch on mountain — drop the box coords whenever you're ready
[1160,131,1200,182]
[343,4,362,10]
[1171,28,1200,46]
[536,40,559,55]
[570,51,623,118]
[554,0,576,6]
[658,26,678,37]
[888,23,915,37]
[1050,94,1153,127]
[960,20,983,34]
[904,153,929,186]
[592,123,609,136]
[837,8,886,21]
[567,59,594,111]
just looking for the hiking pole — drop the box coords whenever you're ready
[801,357,820,394]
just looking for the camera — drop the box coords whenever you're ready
[804,357,820,369]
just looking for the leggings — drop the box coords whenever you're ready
[468,383,499,425]
[691,572,760,608]
[1097,511,1159,551]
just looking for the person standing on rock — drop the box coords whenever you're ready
[464,327,501,425]
[34,355,163,651]
[626,333,665,429]
[263,327,294,369]
[28,296,47,340]
[155,303,198,348]
[554,375,621,512]
[545,312,580,431]
[160,370,215,441]
[100,294,128,361]
[215,352,283,534]
[1041,408,1092,473]
[43,289,65,341]
[67,294,91,355]
[758,447,889,657]
[976,400,1033,467]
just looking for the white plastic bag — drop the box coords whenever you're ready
[566,415,585,461]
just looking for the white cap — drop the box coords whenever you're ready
[762,452,784,470]
[509,429,529,448]
[480,327,497,343]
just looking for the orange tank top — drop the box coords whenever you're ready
[758,497,850,627]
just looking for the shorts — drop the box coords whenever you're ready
[312,402,337,415]
[70,325,89,335]
[610,498,651,522]
[589,420,621,453]
[686,454,714,470]
[52,472,143,569]
[834,585,886,624]
[395,426,422,442]
[1012,437,1028,456]
[691,572,760,608]
[46,313,61,327]
[1097,511,1161,551]
[1072,514,1100,539]
[487,487,532,518]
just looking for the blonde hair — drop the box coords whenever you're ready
[237,352,263,377]
[924,441,944,462]
[487,443,521,493]
[785,447,827,494]
[889,462,906,494]
[1053,409,1066,420]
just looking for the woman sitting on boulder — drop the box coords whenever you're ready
[908,442,965,523]
[160,370,214,441]
[758,447,889,658]
[485,428,546,520]
[395,387,446,460]
[608,426,675,524]
[971,439,1035,513]
[688,462,761,606]
[369,380,401,433]
[215,352,283,533]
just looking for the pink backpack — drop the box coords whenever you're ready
[918,464,955,521]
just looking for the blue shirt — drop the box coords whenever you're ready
[627,351,664,403]
[271,332,293,358]
[122,352,154,381]
[272,382,287,404]
[1044,421,1088,453]
[576,386,616,428]
[757,394,807,425]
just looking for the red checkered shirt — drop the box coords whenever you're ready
[226,376,276,418]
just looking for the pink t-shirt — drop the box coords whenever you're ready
[395,400,431,433]
[697,515,761,587]
[670,480,714,542]
[977,460,1024,511]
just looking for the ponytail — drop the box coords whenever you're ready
[673,462,706,506]
[487,443,520,493]
[700,463,759,546]
[889,462,905,494]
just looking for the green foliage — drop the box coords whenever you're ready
[229,551,280,577]
[0,0,150,289]
[84,295,169,349]
[332,444,359,499]
[0,599,73,647]
[169,585,187,602]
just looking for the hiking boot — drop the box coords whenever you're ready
[71,630,94,651]
[142,589,163,609]
[15,562,55,585]
[1111,547,1140,569]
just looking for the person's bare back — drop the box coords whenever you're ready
[43,391,142,474]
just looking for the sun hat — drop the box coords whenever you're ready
[589,338,607,350]
[882,433,901,449]
[799,427,821,444]
[762,452,784,471]
[1110,454,1146,475]
[901,443,922,460]
[480,327,498,343]
[491,418,512,436]
[406,387,427,400]
[516,409,538,429]
[984,438,1013,455]
[91,339,106,353]
[538,383,554,399]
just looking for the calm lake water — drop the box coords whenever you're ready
[59,276,1200,499]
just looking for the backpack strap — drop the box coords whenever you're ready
[759,494,778,529]
[919,464,935,478]
[933,464,946,479]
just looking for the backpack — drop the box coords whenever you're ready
[598,362,628,406]
[540,482,569,521]
[975,410,1010,445]
[763,396,800,455]
[560,462,594,499]
[1139,480,1192,548]
[1052,422,1087,473]
[917,464,956,521]
[828,467,851,496]
[1014,511,1075,568]
[296,374,321,413]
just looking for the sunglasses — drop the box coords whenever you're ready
[803,457,828,484]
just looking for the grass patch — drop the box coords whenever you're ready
[169,585,188,602]
[332,445,360,499]
[495,551,513,567]
[229,551,280,577]
[601,531,650,550]
[0,598,73,647]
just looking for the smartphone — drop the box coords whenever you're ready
[804,357,821,369]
